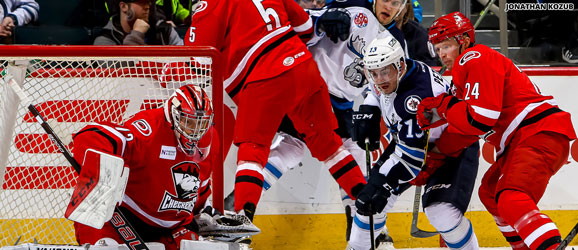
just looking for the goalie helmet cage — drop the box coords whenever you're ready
[0,45,224,246]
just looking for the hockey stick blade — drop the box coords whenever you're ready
[9,79,150,250]
[410,186,438,238]
[556,221,578,250]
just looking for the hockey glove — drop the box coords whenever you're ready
[352,105,381,151]
[409,151,446,186]
[316,8,351,43]
[416,93,459,130]
[355,173,395,216]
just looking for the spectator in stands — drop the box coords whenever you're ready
[94,0,182,45]
[0,0,39,43]
[156,0,191,26]
[395,1,438,66]
[411,0,422,23]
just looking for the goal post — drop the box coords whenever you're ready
[0,45,224,246]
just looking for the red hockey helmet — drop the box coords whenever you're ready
[428,12,475,45]
[164,85,213,157]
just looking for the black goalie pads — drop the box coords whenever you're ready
[352,105,381,151]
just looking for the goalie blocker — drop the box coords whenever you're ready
[65,149,129,229]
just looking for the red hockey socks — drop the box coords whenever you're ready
[493,215,530,250]
[323,149,366,199]
[497,190,561,250]
[234,162,264,212]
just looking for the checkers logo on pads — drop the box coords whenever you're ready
[405,95,421,114]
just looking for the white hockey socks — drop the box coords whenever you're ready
[263,132,306,190]
[65,149,129,229]
[425,202,479,250]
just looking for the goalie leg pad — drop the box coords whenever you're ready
[65,149,129,229]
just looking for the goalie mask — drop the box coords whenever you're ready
[164,85,213,160]
[363,36,406,95]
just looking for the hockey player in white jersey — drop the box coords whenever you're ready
[347,36,480,250]
[259,1,408,247]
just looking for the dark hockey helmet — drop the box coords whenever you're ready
[164,84,213,157]
[428,12,475,45]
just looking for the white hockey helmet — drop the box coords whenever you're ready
[363,36,406,94]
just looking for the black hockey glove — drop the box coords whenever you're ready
[355,172,396,216]
[316,8,351,43]
[352,105,381,151]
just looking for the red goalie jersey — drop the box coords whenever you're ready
[445,44,576,154]
[72,108,219,233]
[185,0,314,98]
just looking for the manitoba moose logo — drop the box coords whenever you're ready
[158,162,201,214]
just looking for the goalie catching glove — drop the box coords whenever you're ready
[65,149,129,229]
[193,206,261,241]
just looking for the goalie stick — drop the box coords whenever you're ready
[7,78,150,250]
[365,138,376,250]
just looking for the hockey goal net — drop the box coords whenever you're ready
[0,46,224,246]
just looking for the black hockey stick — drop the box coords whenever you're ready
[8,79,150,250]
[410,186,438,238]
[365,138,376,250]
[556,222,578,250]
[410,130,438,238]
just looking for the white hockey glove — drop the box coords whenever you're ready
[65,149,129,229]
[193,206,261,241]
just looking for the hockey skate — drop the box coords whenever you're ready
[375,230,395,250]
[344,231,395,250]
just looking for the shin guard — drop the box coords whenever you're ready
[493,215,529,250]
[498,190,561,250]
[234,162,264,212]
[324,148,366,199]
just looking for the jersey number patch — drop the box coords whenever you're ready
[252,0,281,31]
[464,82,479,100]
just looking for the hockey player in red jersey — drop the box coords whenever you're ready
[185,0,367,219]
[418,12,577,250]
[66,85,239,250]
